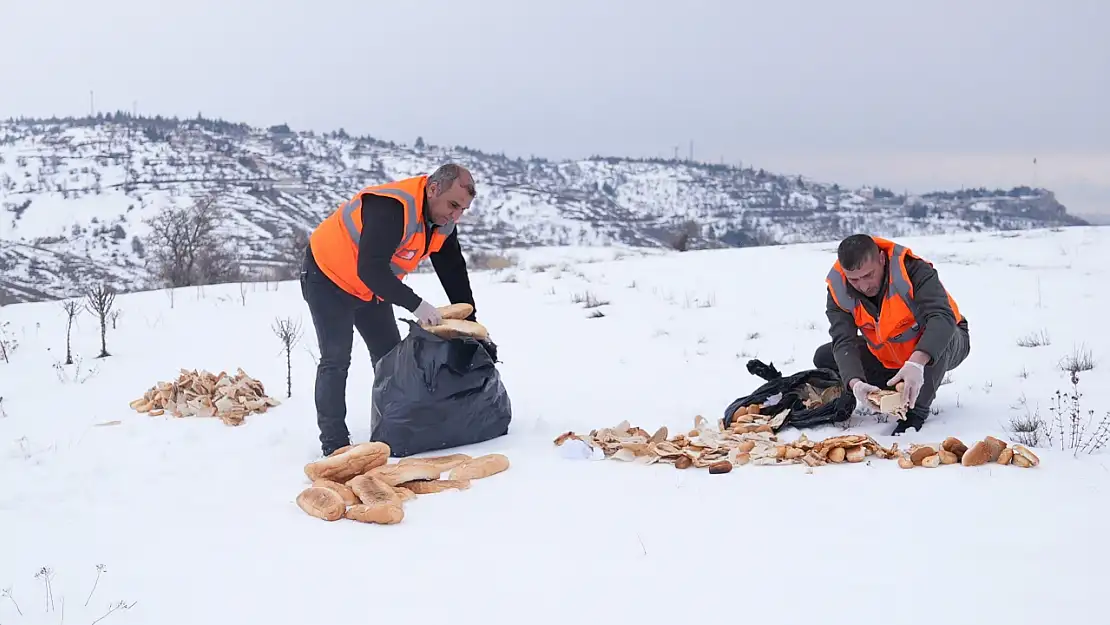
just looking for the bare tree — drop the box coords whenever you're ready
[272,316,303,399]
[142,194,243,288]
[273,227,310,279]
[109,308,122,329]
[83,282,117,358]
[61,299,80,365]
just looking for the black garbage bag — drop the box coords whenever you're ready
[722,358,855,431]
[370,320,512,458]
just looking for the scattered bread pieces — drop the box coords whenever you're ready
[555,418,1044,473]
[554,416,900,470]
[129,367,280,425]
[295,442,509,525]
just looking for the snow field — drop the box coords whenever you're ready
[1,226,1109,624]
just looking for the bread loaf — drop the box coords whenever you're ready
[449,453,510,480]
[304,442,390,483]
[296,486,346,521]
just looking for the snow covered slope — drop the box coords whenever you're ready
[0,114,1086,305]
[1,226,1108,624]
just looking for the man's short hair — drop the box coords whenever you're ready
[428,163,476,197]
[837,234,880,270]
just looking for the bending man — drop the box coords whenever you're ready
[813,234,970,434]
[300,164,479,456]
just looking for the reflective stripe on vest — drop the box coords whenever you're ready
[337,187,457,276]
[826,244,920,350]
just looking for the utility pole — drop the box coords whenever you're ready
[89,90,94,115]
[688,140,693,162]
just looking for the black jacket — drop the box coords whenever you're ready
[826,254,968,382]
[350,190,477,319]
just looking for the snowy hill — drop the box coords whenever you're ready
[0,114,1086,305]
[1,227,1108,624]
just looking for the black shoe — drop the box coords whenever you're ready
[321,440,350,457]
[891,408,927,435]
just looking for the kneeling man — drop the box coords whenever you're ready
[813,234,970,434]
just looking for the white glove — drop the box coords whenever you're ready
[850,379,881,413]
[888,361,925,409]
[414,300,442,326]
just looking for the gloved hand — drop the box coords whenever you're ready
[850,379,881,412]
[414,300,442,326]
[888,361,925,409]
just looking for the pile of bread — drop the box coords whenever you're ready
[419,303,489,340]
[555,415,903,471]
[127,367,280,426]
[555,414,1042,473]
[295,442,509,524]
[897,435,1040,468]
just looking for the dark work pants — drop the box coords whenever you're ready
[300,249,402,455]
[813,323,971,423]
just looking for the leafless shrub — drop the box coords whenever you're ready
[272,227,310,280]
[571,291,608,308]
[1016,329,1051,348]
[669,219,699,251]
[272,316,304,398]
[1045,370,1110,455]
[61,299,81,365]
[1007,397,1046,447]
[109,308,122,329]
[0,318,18,363]
[1059,344,1095,374]
[83,282,116,358]
[53,354,99,384]
[683,292,716,308]
[141,194,242,288]
[3,564,136,624]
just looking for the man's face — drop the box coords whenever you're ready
[426,177,473,226]
[843,252,886,297]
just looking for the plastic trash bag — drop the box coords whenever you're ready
[370,320,512,457]
[722,359,855,431]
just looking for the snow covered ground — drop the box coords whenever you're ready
[1,227,1109,624]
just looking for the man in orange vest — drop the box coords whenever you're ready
[813,234,970,434]
[299,163,480,456]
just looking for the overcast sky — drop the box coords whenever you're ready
[2,0,1107,215]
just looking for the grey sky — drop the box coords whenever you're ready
[2,0,1107,214]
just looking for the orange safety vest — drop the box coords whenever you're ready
[308,175,456,302]
[825,237,963,369]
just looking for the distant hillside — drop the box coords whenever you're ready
[0,113,1087,304]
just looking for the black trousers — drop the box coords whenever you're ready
[300,249,402,455]
[813,323,970,422]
